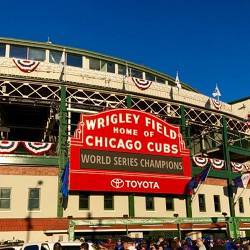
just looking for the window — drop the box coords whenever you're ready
[156,77,165,84]
[107,61,115,73]
[213,195,221,212]
[130,68,143,79]
[100,61,115,73]
[166,197,174,211]
[118,64,126,75]
[10,46,45,61]
[49,50,63,64]
[28,188,40,210]
[145,196,154,210]
[0,44,6,57]
[79,194,89,210]
[67,53,82,67]
[28,48,45,61]
[0,188,11,209]
[10,45,27,59]
[239,197,244,213]
[89,58,100,70]
[198,194,206,212]
[89,58,115,73]
[145,73,155,81]
[104,194,114,210]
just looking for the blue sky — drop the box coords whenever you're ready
[1,0,249,102]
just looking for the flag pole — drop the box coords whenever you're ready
[191,165,212,202]
[233,187,246,206]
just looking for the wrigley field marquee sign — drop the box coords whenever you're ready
[69,109,191,194]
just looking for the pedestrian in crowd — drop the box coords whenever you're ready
[53,242,62,250]
[80,243,89,250]
[115,240,124,250]
[196,238,206,250]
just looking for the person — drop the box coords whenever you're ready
[80,242,89,250]
[196,238,206,250]
[53,243,62,250]
[115,240,124,250]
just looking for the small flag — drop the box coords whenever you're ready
[212,84,221,98]
[175,71,181,89]
[59,49,66,81]
[187,165,211,193]
[233,173,250,189]
[60,161,69,198]
[60,49,66,65]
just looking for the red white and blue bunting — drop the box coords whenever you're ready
[193,156,249,172]
[0,140,20,153]
[210,98,222,110]
[231,162,245,172]
[132,77,152,90]
[13,59,40,73]
[192,156,209,167]
[210,158,224,169]
[23,141,52,155]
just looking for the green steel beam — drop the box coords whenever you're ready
[192,167,240,179]
[222,116,235,218]
[222,116,237,238]
[126,95,135,218]
[128,195,135,217]
[180,105,192,218]
[57,85,67,217]
[229,146,250,157]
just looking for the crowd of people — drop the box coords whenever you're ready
[53,236,250,250]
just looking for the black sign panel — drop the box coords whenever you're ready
[80,149,183,175]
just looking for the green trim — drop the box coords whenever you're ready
[0,37,197,92]
[0,155,58,165]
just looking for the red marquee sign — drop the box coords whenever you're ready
[69,109,191,194]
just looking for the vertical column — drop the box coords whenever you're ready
[126,95,135,217]
[222,116,235,217]
[57,85,67,217]
[222,116,238,238]
[180,105,192,218]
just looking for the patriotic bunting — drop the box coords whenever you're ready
[210,158,224,169]
[210,98,222,110]
[192,156,209,167]
[0,140,20,153]
[13,59,40,73]
[132,77,152,90]
[23,141,52,155]
[231,162,245,172]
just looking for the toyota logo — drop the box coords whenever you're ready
[111,178,124,189]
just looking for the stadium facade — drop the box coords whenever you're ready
[0,38,249,242]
